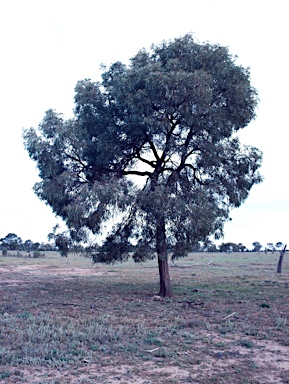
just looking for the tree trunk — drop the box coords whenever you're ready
[158,257,172,297]
[277,244,287,274]
[156,216,172,297]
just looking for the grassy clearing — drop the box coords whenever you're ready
[0,251,289,383]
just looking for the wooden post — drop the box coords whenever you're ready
[277,244,287,274]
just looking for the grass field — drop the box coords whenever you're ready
[0,251,289,383]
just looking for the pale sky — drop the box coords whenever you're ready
[0,0,288,249]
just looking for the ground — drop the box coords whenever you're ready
[0,251,289,383]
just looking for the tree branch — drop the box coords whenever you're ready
[159,118,179,164]
[148,139,160,161]
[64,151,87,169]
[122,170,152,177]
[136,154,156,168]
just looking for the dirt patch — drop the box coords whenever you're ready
[1,363,192,384]
[14,264,108,276]
[0,265,112,286]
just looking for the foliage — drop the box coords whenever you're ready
[47,225,71,257]
[0,233,56,255]
[32,250,46,258]
[0,233,22,250]
[219,242,240,253]
[23,34,262,295]
[267,243,275,253]
[238,243,247,252]
[252,241,262,252]
[275,242,283,251]
[0,233,56,252]
[201,240,218,253]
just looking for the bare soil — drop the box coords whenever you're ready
[1,252,289,383]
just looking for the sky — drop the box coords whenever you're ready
[0,0,288,249]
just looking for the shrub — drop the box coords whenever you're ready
[32,251,45,258]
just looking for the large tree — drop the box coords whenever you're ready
[23,35,262,297]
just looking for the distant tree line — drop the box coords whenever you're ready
[0,233,56,252]
[185,241,285,253]
[0,233,284,256]
[0,232,85,256]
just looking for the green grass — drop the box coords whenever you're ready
[0,251,289,383]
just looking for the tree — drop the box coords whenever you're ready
[23,34,262,297]
[275,242,283,251]
[0,233,22,250]
[267,243,275,253]
[219,242,239,253]
[202,240,217,253]
[252,241,262,252]
[191,242,201,252]
[238,243,247,252]
[48,225,71,256]
[23,239,34,252]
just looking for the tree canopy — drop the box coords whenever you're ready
[23,34,262,297]
[0,233,22,250]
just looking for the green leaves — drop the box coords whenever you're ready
[23,34,262,262]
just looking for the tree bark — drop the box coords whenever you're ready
[156,216,172,297]
[277,244,287,274]
[158,257,172,297]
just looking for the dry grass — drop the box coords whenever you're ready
[0,251,289,383]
